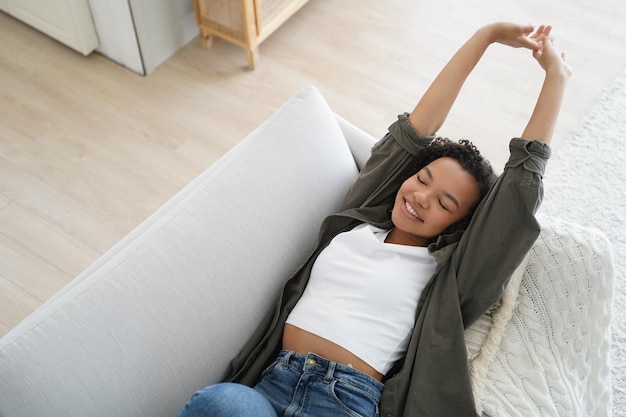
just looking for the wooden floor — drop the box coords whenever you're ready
[1,0,626,337]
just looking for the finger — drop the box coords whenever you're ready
[531,25,551,41]
[532,24,545,38]
[535,24,552,38]
[524,38,541,50]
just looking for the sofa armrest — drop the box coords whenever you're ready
[335,114,376,171]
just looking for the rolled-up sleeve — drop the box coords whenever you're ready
[506,138,551,177]
[450,138,551,326]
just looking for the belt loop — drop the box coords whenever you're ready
[324,361,336,382]
[283,350,294,366]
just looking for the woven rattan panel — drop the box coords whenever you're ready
[201,0,246,42]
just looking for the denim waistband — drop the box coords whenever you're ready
[276,350,384,396]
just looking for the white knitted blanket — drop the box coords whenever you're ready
[465,67,625,416]
[541,67,626,416]
[469,218,613,416]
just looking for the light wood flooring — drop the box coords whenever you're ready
[1,0,626,337]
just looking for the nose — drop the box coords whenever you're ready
[413,189,429,209]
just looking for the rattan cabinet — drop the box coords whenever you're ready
[193,0,309,69]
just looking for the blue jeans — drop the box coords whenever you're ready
[176,350,384,417]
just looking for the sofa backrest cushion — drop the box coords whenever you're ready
[0,86,360,417]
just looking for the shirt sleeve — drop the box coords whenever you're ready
[449,137,551,327]
[339,113,434,212]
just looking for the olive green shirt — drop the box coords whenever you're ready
[227,113,551,417]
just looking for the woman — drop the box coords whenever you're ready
[177,22,572,417]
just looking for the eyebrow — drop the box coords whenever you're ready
[423,166,460,209]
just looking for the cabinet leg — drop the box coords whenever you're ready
[246,46,259,70]
[199,29,213,48]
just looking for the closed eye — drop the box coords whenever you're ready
[421,166,460,211]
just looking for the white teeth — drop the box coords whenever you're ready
[405,201,420,219]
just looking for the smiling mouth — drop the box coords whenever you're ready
[404,200,423,222]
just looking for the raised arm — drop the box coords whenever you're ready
[522,29,572,144]
[409,23,541,136]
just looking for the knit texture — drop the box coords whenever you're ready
[468,217,613,416]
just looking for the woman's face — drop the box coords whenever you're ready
[387,157,480,247]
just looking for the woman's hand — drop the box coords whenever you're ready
[532,33,573,79]
[484,22,541,50]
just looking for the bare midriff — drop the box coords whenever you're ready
[282,323,384,381]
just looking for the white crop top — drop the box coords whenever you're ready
[286,224,436,375]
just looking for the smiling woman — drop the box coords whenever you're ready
[388,157,480,247]
[387,138,494,247]
[177,22,571,417]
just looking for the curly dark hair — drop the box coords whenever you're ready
[401,137,498,237]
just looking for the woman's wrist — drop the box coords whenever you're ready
[480,22,518,45]
[545,66,572,82]
[477,24,499,46]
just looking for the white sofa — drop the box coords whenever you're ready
[0,86,614,417]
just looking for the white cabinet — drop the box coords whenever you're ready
[1,0,197,75]
[88,0,198,75]
[1,0,98,55]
